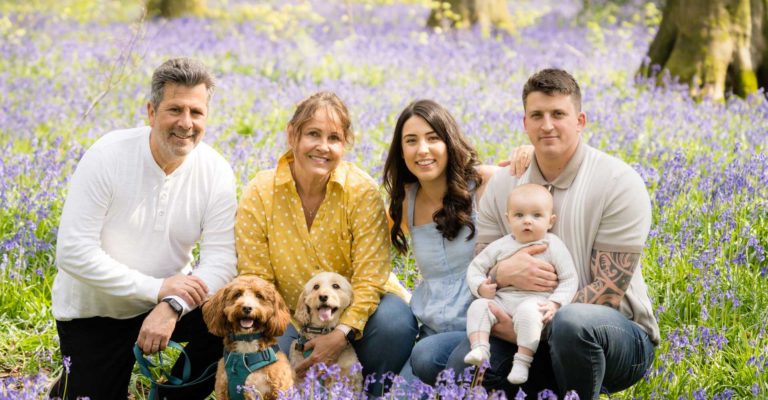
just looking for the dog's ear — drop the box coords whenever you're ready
[202,285,229,337]
[265,283,291,337]
[293,287,310,326]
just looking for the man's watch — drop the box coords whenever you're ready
[162,297,183,317]
[344,329,356,343]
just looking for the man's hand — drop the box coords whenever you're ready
[539,300,560,324]
[295,329,348,377]
[137,302,178,354]
[477,278,497,299]
[497,145,535,177]
[158,274,208,307]
[488,302,517,343]
[493,245,558,291]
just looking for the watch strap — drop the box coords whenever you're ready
[162,297,183,317]
[345,329,356,343]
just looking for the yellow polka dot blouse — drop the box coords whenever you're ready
[236,150,393,333]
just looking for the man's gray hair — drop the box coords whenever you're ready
[150,58,215,108]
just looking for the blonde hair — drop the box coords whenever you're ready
[288,91,354,147]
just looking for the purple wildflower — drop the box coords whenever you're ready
[537,389,558,400]
[62,356,71,375]
[563,390,580,400]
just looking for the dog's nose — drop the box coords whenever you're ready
[319,295,328,303]
[242,306,252,314]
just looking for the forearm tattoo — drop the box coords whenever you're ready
[572,249,640,308]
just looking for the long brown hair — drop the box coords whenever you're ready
[383,100,481,255]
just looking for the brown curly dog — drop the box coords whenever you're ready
[202,275,294,400]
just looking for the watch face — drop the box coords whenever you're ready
[165,298,182,314]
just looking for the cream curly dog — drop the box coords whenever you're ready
[289,272,362,390]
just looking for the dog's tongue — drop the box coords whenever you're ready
[240,318,254,329]
[319,307,333,322]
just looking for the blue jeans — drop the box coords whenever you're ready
[408,329,465,385]
[446,304,655,399]
[278,294,418,396]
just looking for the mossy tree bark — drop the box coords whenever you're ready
[641,0,768,100]
[427,0,515,37]
[146,0,206,18]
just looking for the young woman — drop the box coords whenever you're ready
[382,100,489,384]
[383,99,533,385]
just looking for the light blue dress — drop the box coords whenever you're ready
[407,183,476,335]
[404,183,477,384]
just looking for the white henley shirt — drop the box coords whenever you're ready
[52,126,237,320]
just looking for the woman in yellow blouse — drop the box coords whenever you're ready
[236,91,417,395]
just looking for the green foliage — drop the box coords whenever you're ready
[580,0,662,29]
[0,0,144,23]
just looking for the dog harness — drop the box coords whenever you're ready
[295,325,334,358]
[224,333,278,400]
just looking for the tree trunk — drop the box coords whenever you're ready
[641,0,768,100]
[146,0,206,18]
[427,0,515,37]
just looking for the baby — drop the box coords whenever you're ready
[464,183,578,384]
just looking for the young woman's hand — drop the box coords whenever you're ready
[497,145,534,177]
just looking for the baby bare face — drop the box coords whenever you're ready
[506,184,556,243]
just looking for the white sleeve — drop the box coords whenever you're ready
[466,241,501,297]
[55,148,163,303]
[191,161,237,298]
[546,234,579,306]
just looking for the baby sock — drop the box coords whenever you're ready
[464,343,491,366]
[507,353,533,384]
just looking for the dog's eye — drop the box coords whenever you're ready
[233,291,242,299]
[313,284,320,290]
[332,283,340,289]
[255,293,264,300]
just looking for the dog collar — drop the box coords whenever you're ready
[223,347,278,400]
[302,325,334,335]
[296,326,333,358]
[228,332,263,342]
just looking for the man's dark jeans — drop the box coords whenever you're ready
[53,308,221,400]
[447,303,655,399]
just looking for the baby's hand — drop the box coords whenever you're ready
[539,300,560,324]
[478,278,497,299]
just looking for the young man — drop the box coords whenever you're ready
[448,69,659,399]
[51,58,236,399]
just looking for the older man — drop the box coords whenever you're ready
[51,58,236,399]
[448,69,659,399]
